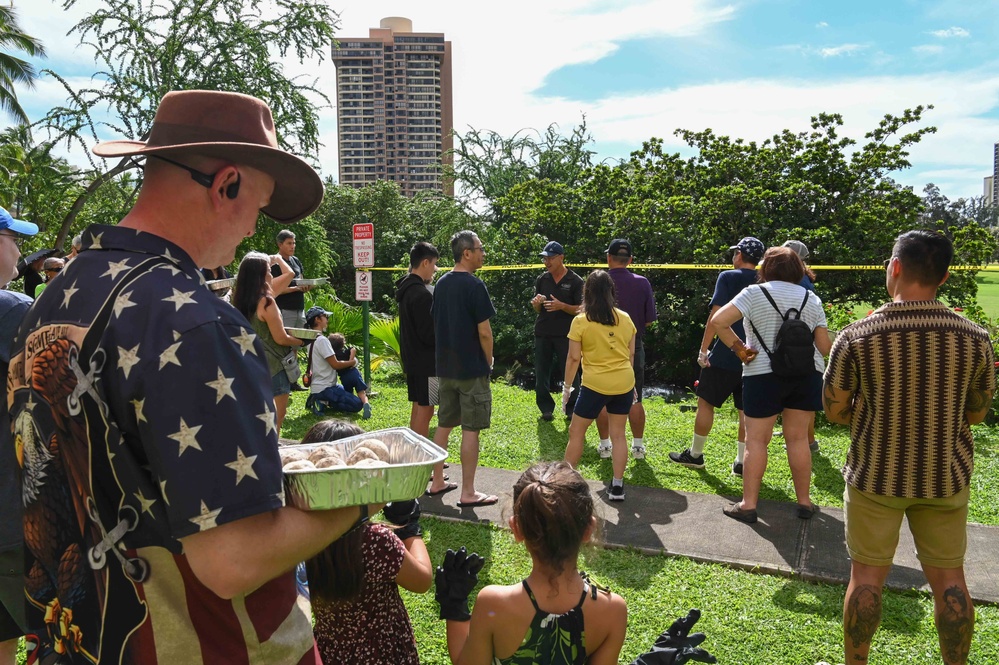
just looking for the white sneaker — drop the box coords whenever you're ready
[631,445,646,459]
[597,443,612,459]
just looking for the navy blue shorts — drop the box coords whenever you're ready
[696,366,744,410]
[573,385,634,419]
[742,371,823,418]
[339,367,369,395]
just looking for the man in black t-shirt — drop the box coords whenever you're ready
[529,241,583,420]
[428,230,498,508]
[669,236,763,476]
[271,229,313,328]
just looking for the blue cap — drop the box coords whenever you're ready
[305,306,331,326]
[540,241,564,257]
[729,237,765,262]
[0,207,38,236]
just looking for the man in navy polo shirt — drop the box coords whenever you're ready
[529,241,583,421]
[669,236,764,476]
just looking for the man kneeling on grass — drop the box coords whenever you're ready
[305,305,372,418]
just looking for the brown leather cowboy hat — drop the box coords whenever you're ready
[92,90,324,224]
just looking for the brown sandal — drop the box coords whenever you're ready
[723,502,758,524]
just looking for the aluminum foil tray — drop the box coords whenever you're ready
[296,277,329,286]
[282,427,446,510]
[205,277,235,291]
[285,327,320,340]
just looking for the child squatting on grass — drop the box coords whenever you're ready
[435,460,718,665]
[300,420,433,664]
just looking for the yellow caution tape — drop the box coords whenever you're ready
[358,263,999,272]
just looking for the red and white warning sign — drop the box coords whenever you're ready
[352,223,374,268]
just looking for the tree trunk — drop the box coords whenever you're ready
[55,156,137,249]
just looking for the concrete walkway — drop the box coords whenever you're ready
[419,465,999,605]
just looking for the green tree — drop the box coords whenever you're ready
[0,4,45,125]
[448,117,596,214]
[487,107,961,384]
[0,125,81,232]
[41,0,341,247]
[317,180,479,312]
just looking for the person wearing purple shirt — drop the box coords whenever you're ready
[595,239,657,460]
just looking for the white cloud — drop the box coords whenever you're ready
[929,26,970,38]
[819,43,867,58]
[913,44,945,55]
[816,21,829,29]
[7,0,999,202]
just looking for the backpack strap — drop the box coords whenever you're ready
[794,290,810,321]
[757,285,784,319]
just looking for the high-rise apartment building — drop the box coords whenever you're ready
[992,142,999,205]
[332,17,453,197]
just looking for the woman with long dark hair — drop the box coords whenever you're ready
[710,246,832,524]
[562,270,636,501]
[232,251,304,434]
[300,420,432,664]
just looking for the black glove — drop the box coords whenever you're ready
[631,610,717,665]
[435,547,485,621]
[384,499,422,540]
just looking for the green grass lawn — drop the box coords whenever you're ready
[976,271,999,319]
[406,519,999,665]
[280,366,999,665]
[284,366,999,526]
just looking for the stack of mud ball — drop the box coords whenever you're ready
[280,438,391,470]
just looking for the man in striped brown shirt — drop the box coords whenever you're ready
[823,230,995,665]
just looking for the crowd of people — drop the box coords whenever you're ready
[0,87,991,665]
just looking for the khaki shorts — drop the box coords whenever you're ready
[844,484,969,568]
[437,376,491,431]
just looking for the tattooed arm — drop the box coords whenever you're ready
[823,381,855,425]
[965,387,994,425]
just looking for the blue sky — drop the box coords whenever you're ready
[8,0,999,200]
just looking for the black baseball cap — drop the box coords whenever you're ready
[605,239,633,257]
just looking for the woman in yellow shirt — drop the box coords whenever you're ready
[562,270,636,500]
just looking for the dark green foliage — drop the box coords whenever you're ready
[315,179,480,312]
[482,107,994,385]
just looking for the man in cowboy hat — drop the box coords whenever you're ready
[7,90,367,665]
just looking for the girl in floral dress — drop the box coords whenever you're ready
[301,420,433,664]
[441,461,628,664]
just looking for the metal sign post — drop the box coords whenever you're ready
[353,224,374,386]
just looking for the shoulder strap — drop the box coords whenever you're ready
[757,285,784,319]
[80,257,168,360]
[794,290,810,320]
[521,580,542,612]
[307,336,316,369]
